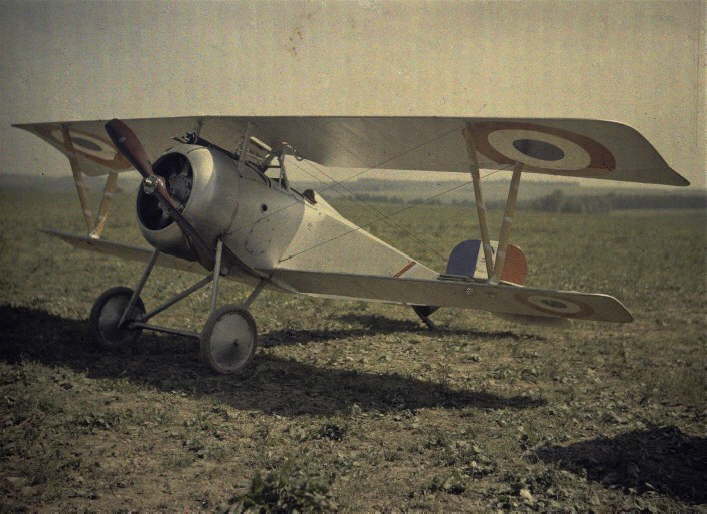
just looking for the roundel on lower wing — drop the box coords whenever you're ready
[514,291,595,319]
[469,122,616,176]
[45,127,131,170]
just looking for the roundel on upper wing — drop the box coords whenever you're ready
[38,126,131,170]
[514,291,594,319]
[469,122,616,176]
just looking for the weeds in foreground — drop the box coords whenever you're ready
[220,458,337,513]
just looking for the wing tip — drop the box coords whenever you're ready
[597,294,634,323]
[674,174,691,187]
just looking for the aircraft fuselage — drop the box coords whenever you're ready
[136,143,436,284]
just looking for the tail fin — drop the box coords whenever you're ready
[444,239,528,284]
[412,239,528,328]
[444,240,572,327]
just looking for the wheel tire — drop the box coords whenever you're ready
[200,305,258,375]
[89,287,146,350]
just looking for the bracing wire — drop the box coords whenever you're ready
[311,124,465,195]
[287,157,449,261]
[238,123,467,230]
[278,167,508,264]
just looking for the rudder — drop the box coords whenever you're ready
[444,239,527,284]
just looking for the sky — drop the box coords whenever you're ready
[0,0,704,188]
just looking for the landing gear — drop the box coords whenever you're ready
[89,239,267,374]
[89,286,145,349]
[201,305,258,374]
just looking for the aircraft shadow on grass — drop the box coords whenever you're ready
[0,305,545,417]
[339,314,547,341]
[535,427,707,504]
[263,313,546,347]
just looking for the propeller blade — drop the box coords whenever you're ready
[104,119,265,279]
[149,176,215,269]
[105,119,153,178]
[105,119,214,269]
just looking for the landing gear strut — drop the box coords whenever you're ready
[88,239,267,374]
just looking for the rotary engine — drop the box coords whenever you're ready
[136,143,241,261]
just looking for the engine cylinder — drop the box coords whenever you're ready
[136,143,240,261]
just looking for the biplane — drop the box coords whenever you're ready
[13,116,689,374]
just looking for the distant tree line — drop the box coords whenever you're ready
[347,193,443,205]
[344,189,707,213]
[527,190,707,213]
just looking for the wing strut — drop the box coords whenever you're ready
[91,171,119,238]
[461,124,523,284]
[61,124,94,234]
[491,162,523,284]
[463,125,494,278]
[60,124,120,239]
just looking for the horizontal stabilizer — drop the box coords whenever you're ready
[445,239,527,284]
[272,268,633,323]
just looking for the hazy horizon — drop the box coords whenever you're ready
[1,0,704,189]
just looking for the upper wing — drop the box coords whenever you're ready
[271,268,633,323]
[14,117,210,176]
[15,116,688,185]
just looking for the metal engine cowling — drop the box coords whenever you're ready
[136,143,240,262]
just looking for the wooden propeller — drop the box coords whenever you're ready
[105,118,215,270]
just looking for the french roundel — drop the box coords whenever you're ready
[50,128,117,161]
[514,291,595,319]
[469,122,616,176]
[48,128,129,169]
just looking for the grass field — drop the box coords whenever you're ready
[1,190,705,512]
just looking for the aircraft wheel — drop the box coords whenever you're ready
[89,287,145,350]
[201,305,258,375]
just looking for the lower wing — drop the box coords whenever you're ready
[271,268,633,323]
[43,229,632,323]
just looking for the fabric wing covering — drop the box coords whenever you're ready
[15,116,688,185]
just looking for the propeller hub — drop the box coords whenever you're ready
[142,175,159,195]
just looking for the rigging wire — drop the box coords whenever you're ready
[278,167,507,263]
[239,123,468,229]
[287,157,450,261]
[312,124,465,195]
[228,112,511,268]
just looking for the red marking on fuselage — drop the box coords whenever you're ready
[393,260,416,278]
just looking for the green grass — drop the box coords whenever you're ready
[0,190,705,511]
